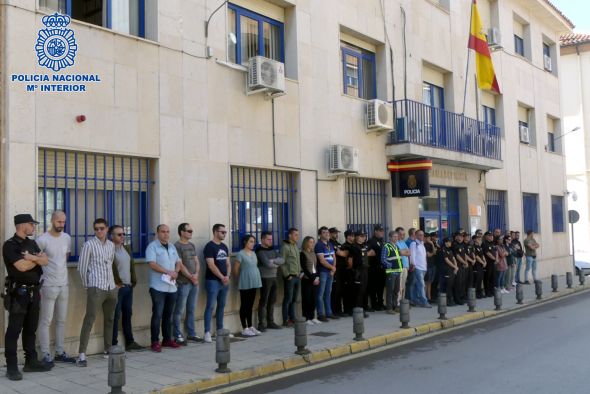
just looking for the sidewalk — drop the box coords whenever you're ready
[1,275,587,394]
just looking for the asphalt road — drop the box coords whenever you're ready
[228,291,590,394]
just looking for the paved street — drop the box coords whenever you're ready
[0,275,583,393]
[230,287,590,394]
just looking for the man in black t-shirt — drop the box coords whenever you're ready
[482,231,497,297]
[3,214,52,380]
[366,225,385,311]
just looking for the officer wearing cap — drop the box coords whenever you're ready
[482,231,497,297]
[347,229,369,317]
[341,230,356,315]
[366,225,385,311]
[2,214,52,380]
[329,227,348,317]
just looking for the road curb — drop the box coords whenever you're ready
[150,283,590,394]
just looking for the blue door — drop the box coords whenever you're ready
[423,82,445,146]
[419,186,459,240]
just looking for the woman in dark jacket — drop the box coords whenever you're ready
[300,236,320,325]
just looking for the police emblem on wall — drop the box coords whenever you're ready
[388,159,432,198]
[35,13,78,72]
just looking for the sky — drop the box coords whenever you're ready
[550,0,590,32]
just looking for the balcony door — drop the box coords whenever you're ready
[423,82,445,146]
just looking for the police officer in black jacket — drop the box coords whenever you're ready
[3,214,53,380]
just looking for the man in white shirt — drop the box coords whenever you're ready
[36,211,76,365]
[409,230,431,308]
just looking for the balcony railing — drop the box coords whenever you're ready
[389,99,501,161]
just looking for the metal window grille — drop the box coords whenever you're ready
[486,189,507,232]
[551,195,565,232]
[346,178,387,233]
[230,167,296,252]
[522,193,539,233]
[38,148,155,260]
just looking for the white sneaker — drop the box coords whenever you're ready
[250,327,262,335]
[242,328,255,337]
[229,333,235,338]
[502,289,509,294]
[306,320,315,326]
[512,281,517,286]
[204,332,212,343]
[312,318,321,324]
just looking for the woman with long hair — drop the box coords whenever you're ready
[233,234,262,337]
[300,236,320,325]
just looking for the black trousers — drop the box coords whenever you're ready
[342,269,355,314]
[301,277,318,320]
[454,266,465,304]
[465,265,474,295]
[473,263,485,297]
[484,261,496,296]
[367,266,386,309]
[444,268,456,305]
[5,288,40,370]
[353,267,368,309]
[239,289,257,328]
[257,277,277,326]
[331,267,347,315]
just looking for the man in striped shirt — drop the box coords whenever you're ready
[76,218,118,367]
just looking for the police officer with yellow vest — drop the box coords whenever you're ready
[381,230,404,314]
[2,214,53,381]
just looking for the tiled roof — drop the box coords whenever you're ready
[543,0,575,29]
[560,33,590,47]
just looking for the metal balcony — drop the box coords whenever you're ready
[386,99,503,170]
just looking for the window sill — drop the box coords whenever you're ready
[215,59,248,73]
[341,93,371,103]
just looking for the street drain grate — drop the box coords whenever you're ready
[310,331,337,337]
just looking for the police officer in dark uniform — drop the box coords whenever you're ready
[366,225,385,311]
[463,232,476,296]
[3,214,52,380]
[347,230,369,317]
[472,235,486,298]
[451,233,467,305]
[482,231,497,297]
[329,227,349,317]
[440,237,458,306]
[340,230,355,315]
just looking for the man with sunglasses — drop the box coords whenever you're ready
[173,223,202,345]
[109,225,143,351]
[76,218,118,367]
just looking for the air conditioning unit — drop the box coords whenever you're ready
[329,145,359,173]
[366,99,394,132]
[519,124,530,144]
[247,56,285,94]
[487,27,501,47]
[543,54,552,72]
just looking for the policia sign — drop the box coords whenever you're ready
[388,159,432,197]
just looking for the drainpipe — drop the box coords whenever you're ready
[0,1,8,347]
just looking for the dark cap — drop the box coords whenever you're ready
[373,225,384,231]
[355,230,367,237]
[443,237,452,243]
[344,229,354,238]
[14,214,39,225]
[484,231,493,236]
[328,227,340,234]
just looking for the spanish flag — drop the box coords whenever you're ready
[468,0,500,94]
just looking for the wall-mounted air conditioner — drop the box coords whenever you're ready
[366,99,394,132]
[247,56,285,95]
[329,145,359,173]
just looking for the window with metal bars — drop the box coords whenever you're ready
[522,193,539,233]
[486,189,507,232]
[38,148,155,261]
[230,167,296,252]
[345,178,387,234]
[551,195,565,232]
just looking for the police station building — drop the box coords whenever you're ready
[0,0,573,354]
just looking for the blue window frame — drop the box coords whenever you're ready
[486,189,507,232]
[514,34,524,56]
[522,193,539,233]
[227,3,285,66]
[38,149,155,261]
[230,167,296,252]
[419,186,459,240]
[547,132,556,152]
[346,178,387,234]
[41,0,146,38]
[423,82,446,145]
[482,106,496,126]
[341,43,376,100]
[551,195,565,232]
[543,43,551,57]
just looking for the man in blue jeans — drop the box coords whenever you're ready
[203,224,231,343]
[523,230,540,284]
[173,223,201,345]
[315,226,337,322]
[280,228,300,327]
[146,224,181,352]
[110,225,143,351]
[409,230,431,308]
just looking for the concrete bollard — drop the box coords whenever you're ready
[352,307,365,341]
[579,270,585,286]
[294,318,310,355]
[467,288,476,312]
[566,272,573,289]
[438,293,447,320]
[551,274,558,292]
[535,280,543,300]
[516,283,524,304]
[108,346,126,394]
[215,329,231,373]
[494,288,502,311]
[399,299,410,329]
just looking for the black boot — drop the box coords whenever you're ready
[23,358,52,372]
[6,366,23,381]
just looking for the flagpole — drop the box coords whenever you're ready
[462,0,475,117]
